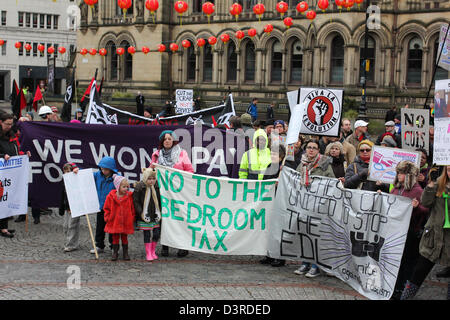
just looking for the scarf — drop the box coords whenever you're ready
[142,184,161,223]
[158,144,181,168]
[443,193,450,229]
[360,154,371,163]
[300,153,321,186]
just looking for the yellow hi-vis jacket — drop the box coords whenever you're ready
[239,129,272,180]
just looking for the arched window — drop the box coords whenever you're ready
[186,40,196,82]
[203,43,213,82]
[108,41,118,81]
[227,41,237,82]
[245,41,255,82]
[406,36,423,84]
[120,41,132,80]
[290,40,303,83]
[359,36,376,83]
[330,35,345,84]
[434,37,448,81]
[271,41,283,82]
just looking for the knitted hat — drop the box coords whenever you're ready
[240,113,253,126]
[113,174,126,191]
[70,119,81,124]
[394,161,419,190]
[274,120,285,128]
[357,139,374,151]
[381,135,397,148]
[159,130,178,142]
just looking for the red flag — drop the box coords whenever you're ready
[79,77,95,112]
[32,85,43,112]
[19,87,27,117]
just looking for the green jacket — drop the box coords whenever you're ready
[420,185,450,266]
[239,129,271,180]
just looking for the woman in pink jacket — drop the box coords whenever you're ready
[151,130,193,257]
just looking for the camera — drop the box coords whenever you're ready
[429,167,440,182]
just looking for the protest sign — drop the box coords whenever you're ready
[0,155,29,219]
[437,24,450,72]
[267,167,413,300]
[63,169,100,218]
[401,108,429,152]
[175,89,194,114]
[434,79,450,119]
[368,146,420,184]
[433,116,450,165]
[157,165,276,255]
[18,122,248,208]
[286,88,343,137]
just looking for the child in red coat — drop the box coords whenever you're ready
[104,175,135,261]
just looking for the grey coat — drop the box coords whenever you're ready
[296,155,336,179]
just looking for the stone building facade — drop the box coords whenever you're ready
[75,0,450,114]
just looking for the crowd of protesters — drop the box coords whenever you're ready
[0,97,448,301]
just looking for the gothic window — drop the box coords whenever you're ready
[359,36,376,83]
[406,36,423,84]
[120,41,133,80]
[203,43,213,82]
[245,41,256,82]
[330,35,345,84]
[227,42,237,82]
[186,41,196,82]
[290,40,303,83]
[271,41,283,82]
[108,41,118,81]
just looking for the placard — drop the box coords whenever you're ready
[63,168,100,218]
[175,89,194,114]
[401,108,429,152]
[433,116,450,165]
[0,155,29,219]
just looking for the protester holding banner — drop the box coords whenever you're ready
[104,175,135,261]
[294,139,335,278]
[239,129,272,180]
[59,163,81,252]
[390,161,429,300]
[133,168,161,261]
[401,165,450,300]
[151,130,193,257]
[344,140,388,192]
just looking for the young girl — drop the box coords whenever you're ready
[133,168,161,261]
[103,175,135,261]
[59,163,81,252]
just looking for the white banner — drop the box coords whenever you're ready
[368,146,420,185]
[156,165,276,255]
[175,89,194,114]
[433,116,450,165]
[0,155,29,219]
[267,167,413,300]
[63,169,100,218]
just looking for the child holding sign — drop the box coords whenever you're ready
[133,168,161,261]
[103,175,135,261]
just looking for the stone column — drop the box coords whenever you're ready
[255,48,263,88]
[281,49,287,88]
[236,49,242,87]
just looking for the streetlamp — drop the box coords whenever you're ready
[358,0,371,121]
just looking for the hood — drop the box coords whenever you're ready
[98,156,118,173]
[253,129,269,149]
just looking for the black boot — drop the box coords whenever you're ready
[161,245,169,257]
[123,244,130,261]
[436,267,450,278]
[111,244,119,261]
[259,256,274,265]
[33,216,40,224]
[271,259,286,267]
[400,280,419,300]
[177,249,188,257]
[14,215,26,223]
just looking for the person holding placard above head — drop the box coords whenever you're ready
[389,161,429,300]
[59,163,81,253]
[293,139,335,278]
[150,130,193,258]
[104,175,135,261]
[133,168,161,261]
[400,165,450,300]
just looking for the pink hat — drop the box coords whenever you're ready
[70,119,81,124]
[113,174,126,191]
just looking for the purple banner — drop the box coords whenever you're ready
[18,122,247,208]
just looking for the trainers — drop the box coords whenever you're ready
[305,267,321,278]
[90,247,104,254]
[64,247,78,252]
[294,264,310,275]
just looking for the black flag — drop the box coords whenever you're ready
[61,69,75,122]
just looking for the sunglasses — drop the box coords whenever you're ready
[306,146,319,150]
[360,149,372,153]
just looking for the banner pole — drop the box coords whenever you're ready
[85,214,98,260]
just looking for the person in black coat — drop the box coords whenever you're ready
[136,91,145,116]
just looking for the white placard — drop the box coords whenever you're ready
[433,117,450,165]
[175,89,194,114]
[0,156,29,219]
[63,168,100,218]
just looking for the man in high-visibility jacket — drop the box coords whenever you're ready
[239,128,272,180]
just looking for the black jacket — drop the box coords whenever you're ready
[133,181,161,223]
[344,156,389,192]
[0,131,20,158]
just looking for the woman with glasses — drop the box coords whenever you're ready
[344,140,388,192]
[293,139,335,278]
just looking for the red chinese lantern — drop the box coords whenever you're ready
[208,36,217,46]
[283,17,293,29]
[0,40,4,46]
[84,0,98,8]
[145,0,159,23]
[80,48,88,55]
[264,24,274,35]
[197,38,206,48]
[174,1,188,25]
[248,28,257,38]
[58,46,66,54]
[276,1,289,18]
[169,43,179,53]
[89,48,97,56]
[202,2,215,24]
[116,47,125,56]
[229,3,243,22]
[14,42,22,50]
[296,1,308,15]
[253,3,265,21]
[181,40,191,49]
[48,46,55,54]
[236,30,245,42]
[99,48,107,56]
[158,44,166,53]
[355,0,364,8]
[127,46,136,55]
[343,0,355,10]
[142,46,150,54]
[118,0,132,20]
[24,43,32,51]
[37,44,45,53]
[318,0,329,12]
[306,10,316,20]
[220,34,230,44]
[335,0,345,10]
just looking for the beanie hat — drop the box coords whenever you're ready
[70,119,81,124]
[113,174,126,191]
[274,120,285,128]
[394,161,419,191]
[159,130,178,142]
[357,139,374,151]
[381,135,397,148]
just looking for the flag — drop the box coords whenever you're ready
[10,80,19,109]
[61,70,75,122]
[79,77,94,113]
[32,85,43,112]
[13,85,27,119]
[85,80,117,124]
